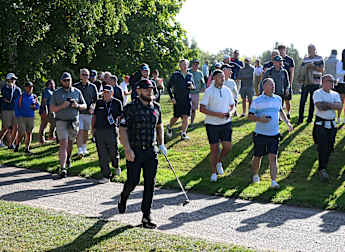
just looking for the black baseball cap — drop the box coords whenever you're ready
[136,79,154,89]
[221,64,233,70]
[103,85,113,92]
[24,81,34,87]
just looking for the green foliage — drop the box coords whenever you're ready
[0,0,189,87]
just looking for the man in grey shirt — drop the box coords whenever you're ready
[50,72,87,178]
[188,59,205,127]
[238,58,254,117]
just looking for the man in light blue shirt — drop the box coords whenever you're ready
[248,78,293,189]
[202,61,209,84]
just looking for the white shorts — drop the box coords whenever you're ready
[79,114,92,130]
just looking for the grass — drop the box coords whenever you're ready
[1,94,345,210]
[0,200,253,251]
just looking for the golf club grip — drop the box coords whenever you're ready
[163,153,190,201]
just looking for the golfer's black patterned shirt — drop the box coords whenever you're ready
[120,98,162,148]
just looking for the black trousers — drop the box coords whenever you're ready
[121,147,158,217]
[298,85,320,123]
[95,128,119,179]
[313,124,337,171]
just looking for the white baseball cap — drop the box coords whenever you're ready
[6,73,18,80]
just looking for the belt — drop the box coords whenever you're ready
[131,145,155,151]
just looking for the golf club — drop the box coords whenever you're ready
[163,152,190,206]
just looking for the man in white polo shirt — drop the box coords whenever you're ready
[200,69,235,182]
[313,74,342,181]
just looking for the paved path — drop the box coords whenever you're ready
[0,167,345,252]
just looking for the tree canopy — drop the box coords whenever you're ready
[0,0,194,86]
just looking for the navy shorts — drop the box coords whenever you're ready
[253,132,280,156]
[206,122,232,144]
[173,98,191,118]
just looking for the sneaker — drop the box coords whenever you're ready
[8,144,15,150]
[24,149,32,155]
[0,142,6,148]
[98,177,109,184]
[319,169,329,182]
[240,114,246,117]
[14,145,19,152]
[189,123,194,129]
[271,181,280,189]
[216,162,224,175]
[118,198,127,214]
[181,132,189,141]
[337,117,341,124]
[166,124,172,138]
[114,168,121,176]
[78,147,84,158]
[287,113,291,120]
[58,169,67,179]
[252,174,260,183]
[142,216,157,229]
[210,173,217,182]
[83,147,89,155]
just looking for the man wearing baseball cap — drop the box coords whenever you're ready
[118,79,166,229]
[90,70,103,93]
[92,85,123,182]
[0,73,21,149]
[261,55,290,103]
[14,81,39,153]
[50,72,87,178]
[188,59,205,128]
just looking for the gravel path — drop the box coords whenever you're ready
[1,167,344,252]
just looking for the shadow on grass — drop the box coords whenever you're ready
[50,221,134,252]
[237,133,345,233]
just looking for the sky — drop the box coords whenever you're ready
[176,0,344,59]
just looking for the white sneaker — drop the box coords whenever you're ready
[114,168,121,176]
[337,117,341,124]
[181,132,190,141]
[78,147,84,157]
[216,162,224,175]
[98,177,109,184]
[271,180,280,189]
[210,173,217,182]
[252,174,260,183]
[166,124,173,138]
[83,147,89,155]
[0,142,6,148]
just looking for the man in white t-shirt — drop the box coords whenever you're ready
[200,69,235,182]
[119,75,131,105]
[221,64,238,115]
[313,74,342,182]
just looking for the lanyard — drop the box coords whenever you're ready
[106,100,112,115]
[9,85,14,103]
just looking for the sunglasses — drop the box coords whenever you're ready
[81,73,89,76]
[62,79,71,82]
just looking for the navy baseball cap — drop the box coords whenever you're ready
[221,64,233,70]
[60,72,72,80]
[273,55,283,62]
[192,59,200,64]
[24,81,34,87]
[140,64,150,71]
[90,70,97,77]
[103,85,113,92]
[136,79,154,89]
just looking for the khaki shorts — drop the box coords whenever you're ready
[2,110,17,128]
[18,117,34,134]
[56,120,79,141]
[79,114,92,130]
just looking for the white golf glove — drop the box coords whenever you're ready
[159,144,167,156]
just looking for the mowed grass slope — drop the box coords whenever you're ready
[1,94,345,210]
[0,200,252,252]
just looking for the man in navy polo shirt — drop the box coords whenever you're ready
[230,50,244,91]
[248,78,293,189]
[278,44,295,119]
[0,73,21,148]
